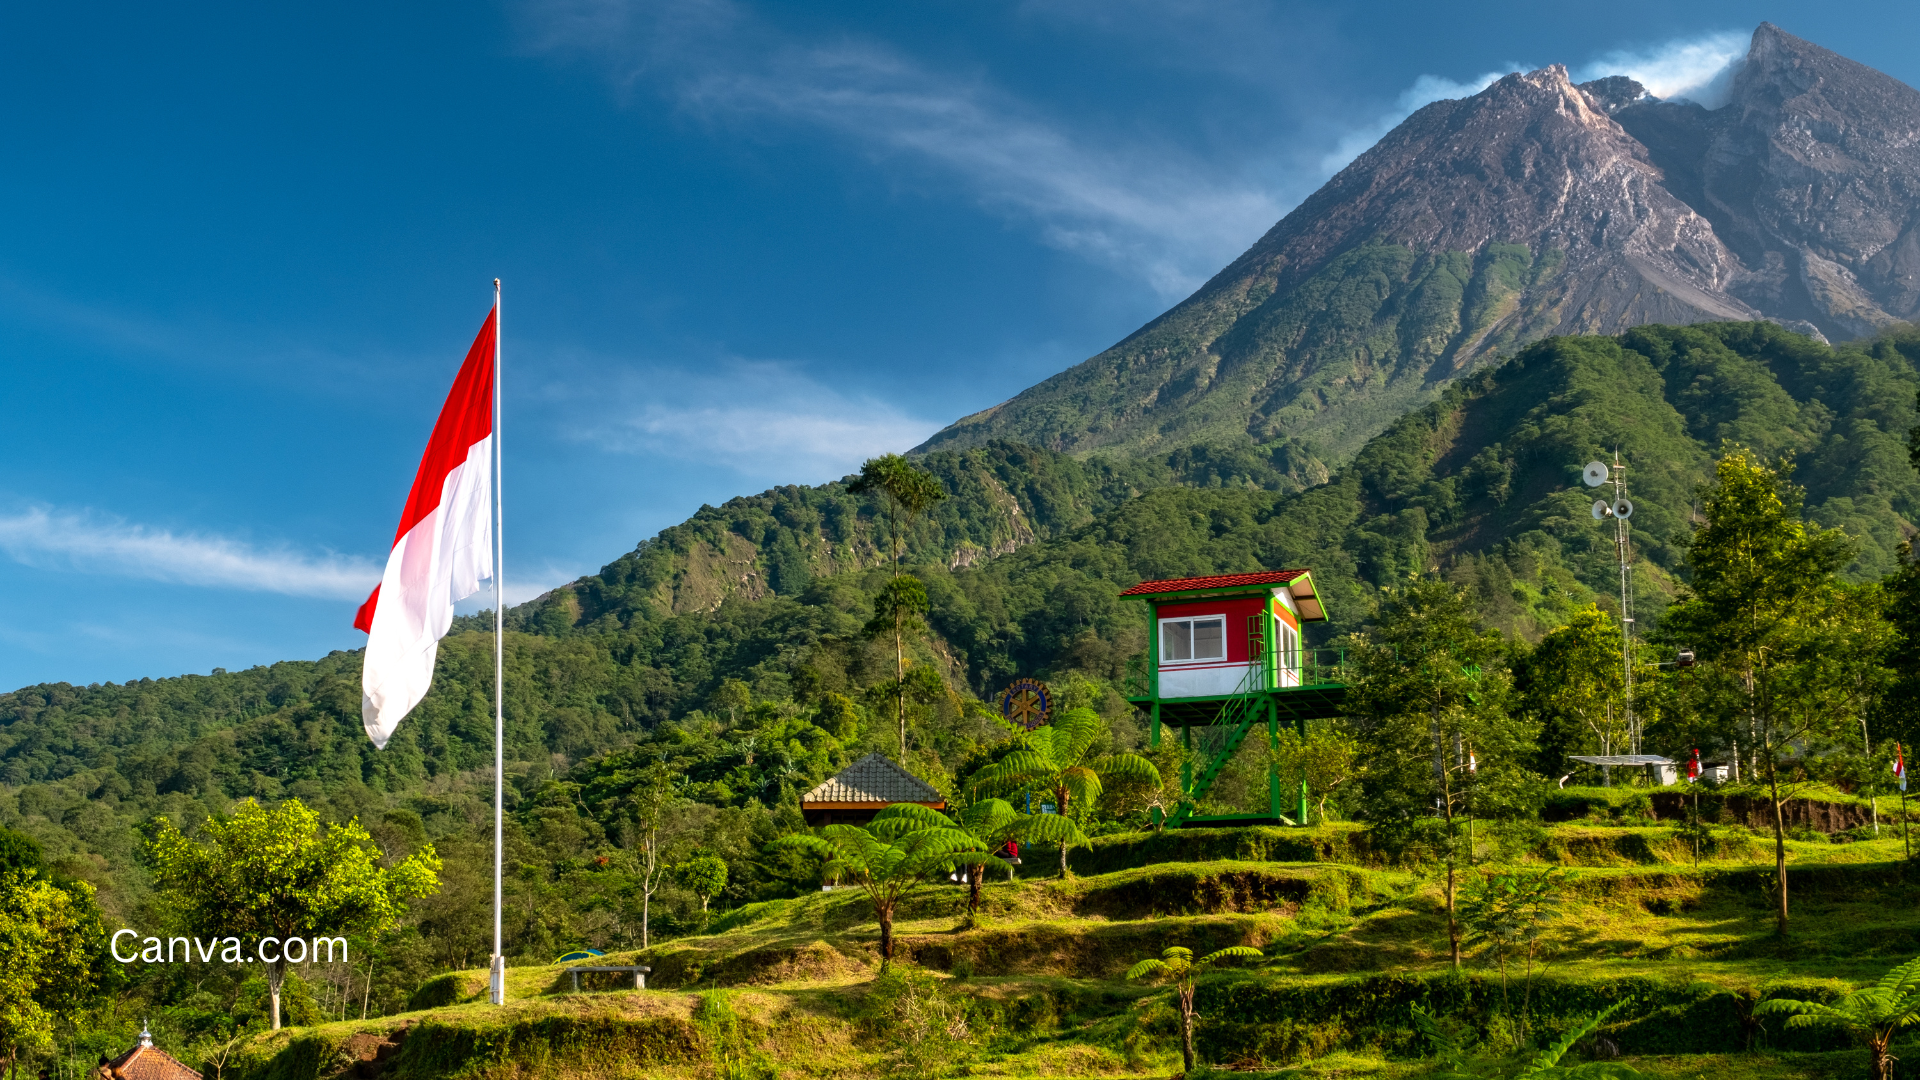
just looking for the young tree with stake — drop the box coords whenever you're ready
[1346,577,1533,968]
[1662,449,1868,936]
[1124,945,1263,1074]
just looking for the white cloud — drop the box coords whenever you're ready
[523,0,1282,298]
[527,5,1757,293]
[1573,31,1748,108]
[0,506,380,599]
[570,358,940,480]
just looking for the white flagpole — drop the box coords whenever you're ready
[489,278,506,1006]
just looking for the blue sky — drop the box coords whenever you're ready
[2,0,1916,690]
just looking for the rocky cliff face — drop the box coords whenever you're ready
[921,24,1920,467]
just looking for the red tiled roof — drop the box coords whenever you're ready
[100,1044,202,1080]
[1118,569,1309,597]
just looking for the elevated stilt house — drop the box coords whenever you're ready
[1121,570,1347,827]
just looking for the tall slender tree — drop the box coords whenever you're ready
[1662,449,1858,936]
[1346,577,1531,968]
[849,454,947,756]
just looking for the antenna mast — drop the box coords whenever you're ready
[1613,449,1636,753]
[1583,453,1638,755]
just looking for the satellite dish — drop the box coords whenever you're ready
[1614,498,1634,520]
[1583,461,1610,487]
[1591,499,1613,520]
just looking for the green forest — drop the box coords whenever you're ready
[8,321,1920,1078]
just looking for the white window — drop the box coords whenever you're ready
[1161,616,1226,664]
[1278,621,1299,674]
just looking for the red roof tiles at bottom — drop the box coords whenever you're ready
[98,1043,202,1080]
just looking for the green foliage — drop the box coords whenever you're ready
[771,818,1003,966]
[1517,607,1628,776]
[859,967,975,1079]
[674,854,729,913]
[146,798,441,1028]
[1460,868,1574,1048]
[0,869,100,1073]
[1125,945,1264,1073]
[1346,578,1538,823]
[967,707,1160,874]
[1753,955,1920,1080]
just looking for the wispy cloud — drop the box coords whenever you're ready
[1318,29,1752,177]
[0,507,380,599]
[1573,31,1749,108]
[527,4,1756,294]
[521,0,1282,298]
[568,358,939,480]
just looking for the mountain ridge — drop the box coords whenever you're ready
[919,23,1920,468]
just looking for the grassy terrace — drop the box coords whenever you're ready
[224,806,1920,1079]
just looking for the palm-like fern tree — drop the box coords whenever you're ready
[1754,955,1920,1080]
[873,799,1087,914]
[1125,945,1263,1073]
[773,820,1004,969]
[967,707,1161,876]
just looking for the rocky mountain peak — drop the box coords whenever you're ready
[921,25,1920,466]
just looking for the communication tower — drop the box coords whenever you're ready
[1583,451,1638,752]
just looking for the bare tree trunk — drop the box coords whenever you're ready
[967,863,983,914]
[641,829,659,949]
[878,902,895,970]
[1769,752,1789,936]
[1178,985,1197,1073]
[896,604,906,757]
[1445,838,1461,968]
[1057,789,1072,877]
[268,958,285,1030]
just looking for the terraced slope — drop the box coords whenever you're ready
[219,801,1920,1079]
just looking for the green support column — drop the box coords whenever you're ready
[1149,701,1161,749]
[1296,711,1311,826]
[1266,698,1281,822]
[1181,721,1193,796]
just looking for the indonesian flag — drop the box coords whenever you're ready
[1688,748,1700,782]
[354,308,497,749]
[1897,743,1908,793]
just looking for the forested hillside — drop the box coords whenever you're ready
[3,320,1919,1050]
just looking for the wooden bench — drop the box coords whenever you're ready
[566,964,652,991]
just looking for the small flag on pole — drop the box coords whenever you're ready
[355,308,498,749]
[1896,743,1908,793]
[1467,749,1478,774]
[1688,748,1700,783]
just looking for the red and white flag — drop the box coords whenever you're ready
[1897,743,1908,793]
[354,308,497,748]
[1688,748,1700,782]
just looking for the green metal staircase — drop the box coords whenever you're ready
[1165,666,1269,828]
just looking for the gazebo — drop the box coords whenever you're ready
[94,1024,201,1080]
[801,753,946,827]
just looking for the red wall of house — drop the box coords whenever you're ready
[1154,595,1267,663]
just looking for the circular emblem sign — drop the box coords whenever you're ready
[999,678,1052,731]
